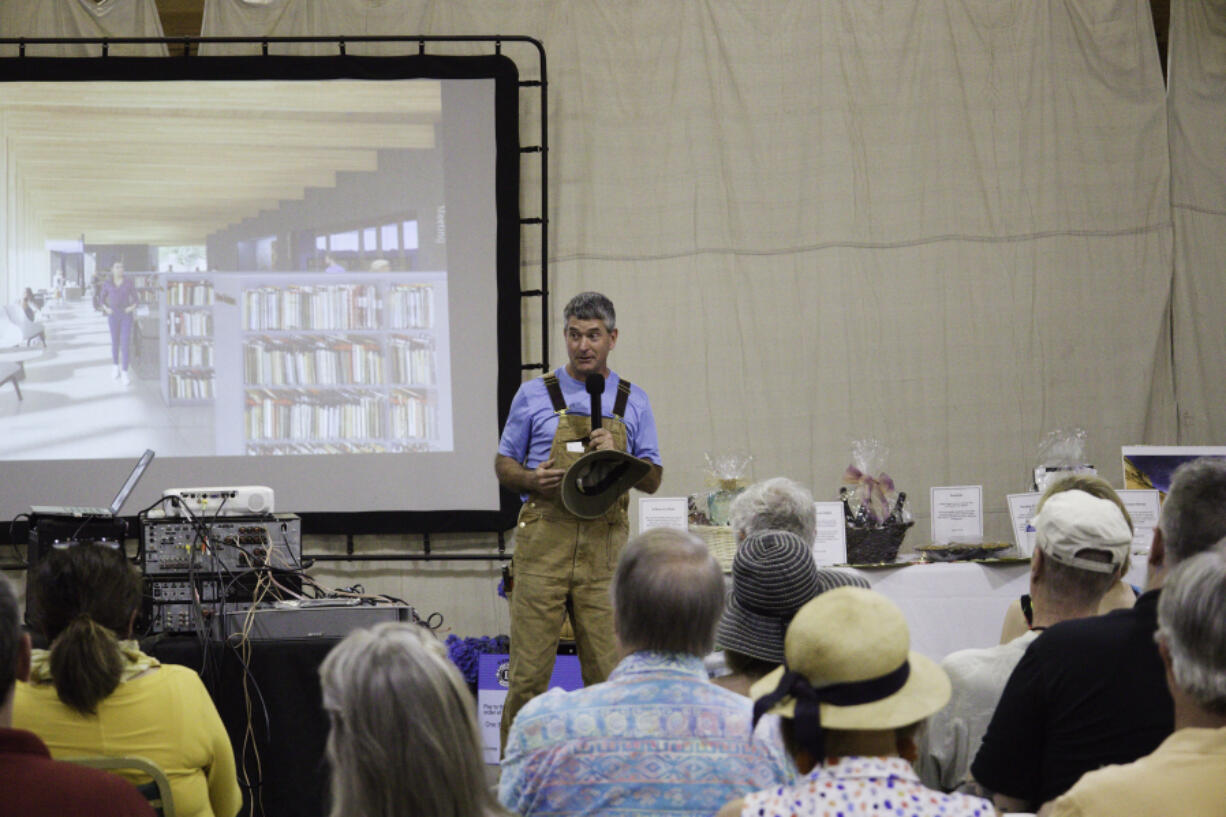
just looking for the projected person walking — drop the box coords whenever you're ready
[100,261,139,386]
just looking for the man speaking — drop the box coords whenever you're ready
[495,292,663,749]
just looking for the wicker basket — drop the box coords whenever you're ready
[690,524,738,572]
[845,520,913,564]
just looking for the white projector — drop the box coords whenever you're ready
[163,486,275,517]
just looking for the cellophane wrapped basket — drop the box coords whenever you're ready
[841,439,913,564]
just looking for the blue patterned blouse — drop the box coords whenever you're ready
[499,650,792,817]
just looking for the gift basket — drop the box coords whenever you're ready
[1033,426,1096,492]
[840,439,912,564]
[688,452,752,570]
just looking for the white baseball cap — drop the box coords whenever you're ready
[1033,489,1131,573]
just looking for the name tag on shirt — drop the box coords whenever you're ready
[566,441,585,453]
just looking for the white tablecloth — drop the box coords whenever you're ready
[842,558,1149,661]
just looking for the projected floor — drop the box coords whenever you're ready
[0,298,213,460]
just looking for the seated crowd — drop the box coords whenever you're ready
[3,460,1226,817]
[2,541,240,817]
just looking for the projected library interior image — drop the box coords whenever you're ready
[0,77,487,462]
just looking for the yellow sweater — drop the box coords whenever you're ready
[14,664,242,817]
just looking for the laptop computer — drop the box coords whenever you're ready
[31,449,155,518]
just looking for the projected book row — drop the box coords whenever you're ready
[244,284,382,330]
[242,334,435,387]
[244,387,436,454]
[170,371,214,400]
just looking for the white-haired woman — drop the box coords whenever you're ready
[319,622,508,817]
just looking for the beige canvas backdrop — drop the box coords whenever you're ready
[0,0,168,56]
[7,0,1223,637]
[1168,0,1226,444]
[202,0,1178,540]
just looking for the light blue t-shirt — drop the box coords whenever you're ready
[497,367,662,471]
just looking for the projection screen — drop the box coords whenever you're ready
[0,55,523,533]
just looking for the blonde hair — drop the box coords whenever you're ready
[319,622,506,817]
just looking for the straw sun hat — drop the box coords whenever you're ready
[750,587,950,749]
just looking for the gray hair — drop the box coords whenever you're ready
[730,477,816,544]
[1156,541,1226,715]
[1,574,19,700]
[612,528,724,656]
[563,291,616,332]
[319,622,506,817]
[1158,458,1226,565]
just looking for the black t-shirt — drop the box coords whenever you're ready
[970,589,1173,807]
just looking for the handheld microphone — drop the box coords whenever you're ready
[585,373,605,431]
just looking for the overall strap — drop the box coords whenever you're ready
[543,373,567,413]
[613,378,632,418]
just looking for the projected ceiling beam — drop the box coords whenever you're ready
[0,79,443,245]
[5,114,436,151]
[0,80,442,115]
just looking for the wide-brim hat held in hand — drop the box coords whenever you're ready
[561,449,652,519]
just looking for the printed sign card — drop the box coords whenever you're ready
[1118,489,1161,554]
[1006,492,1042,556]
[637,496,689,534]
[478,654,582,764]
[812,501,848,566]
[930,485,984,544]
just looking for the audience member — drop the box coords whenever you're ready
[717,587,993,817]
[499,528,790,816]
[0,572,154,817]
[715,528,861,697]
[14,543,241,817]
[972,457,1226,812]
[319,622,508,817]
[999,474,1138,643]
[712,478,868,687]
[1048,542,1226,817]
[918,488,1131,792]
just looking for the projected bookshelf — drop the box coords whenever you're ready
[209,272,450,456]
[158,275,216,406]
[132,274,159,307]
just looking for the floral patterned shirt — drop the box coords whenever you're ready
[499,651,791,817]
[742,756,994,817]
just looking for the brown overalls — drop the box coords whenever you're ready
[499,373,634,749]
